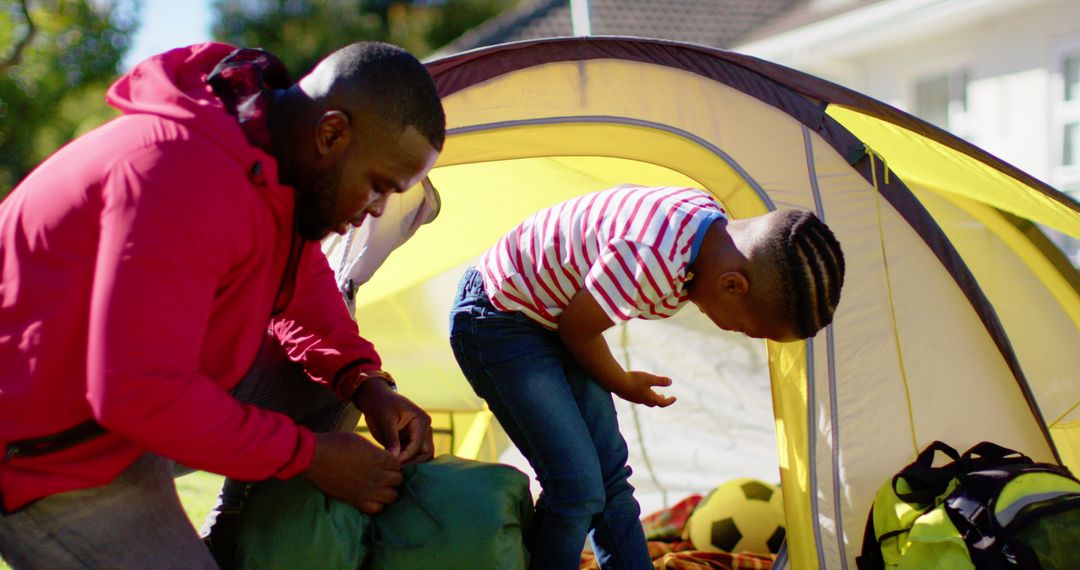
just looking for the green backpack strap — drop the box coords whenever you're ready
[856,441,961,570]
[954,441,1032,473]
[893,441,962,504]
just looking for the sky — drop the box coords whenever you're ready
[122,0,215,70]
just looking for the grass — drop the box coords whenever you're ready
[0,471,225,570]
[176,470,228,530]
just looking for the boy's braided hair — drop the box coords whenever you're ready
[771,210,845,338]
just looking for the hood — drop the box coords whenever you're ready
[107,42,273,170]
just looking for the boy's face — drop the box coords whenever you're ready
[691,293,802,343]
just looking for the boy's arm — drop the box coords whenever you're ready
[559,289,676,407]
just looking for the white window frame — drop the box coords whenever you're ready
[910,66,971,139]
[1050,35,1080,194]
[1049,35,1080,267]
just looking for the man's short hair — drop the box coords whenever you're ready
[327,42,446,151]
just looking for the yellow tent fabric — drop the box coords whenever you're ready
[827,106,1080,477]
[348,38,1080,569]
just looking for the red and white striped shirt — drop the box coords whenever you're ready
[479,185,728,329]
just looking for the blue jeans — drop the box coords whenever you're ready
[449,268,651,570]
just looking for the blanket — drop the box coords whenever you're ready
[579,494,775,570]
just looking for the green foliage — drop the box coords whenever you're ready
[0,0,515,199]
[0,0,138,197]
[426,0,510,52]
[211,0,515,77]
[212,0,385,75]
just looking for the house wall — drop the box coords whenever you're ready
[839,1,1079,183]
[736,0,1080,262]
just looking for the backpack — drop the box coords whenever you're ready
[856,441,1080,570]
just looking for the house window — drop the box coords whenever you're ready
[914,69,969,136]
[1052,40,1080,266]
[1066,122,1079,167]
[1066,51,1080,102]
[1053,43,1080,183]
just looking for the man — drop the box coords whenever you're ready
[197,176,444,568]
[0,41,443,568]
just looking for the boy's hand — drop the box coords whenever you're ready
[618,371,677,407]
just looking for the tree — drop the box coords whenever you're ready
[211,0,515,77]
[0,0,138,197]
[212,0,385,76]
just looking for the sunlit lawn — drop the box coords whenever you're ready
[0,472,223,570]
[176,470,228,530]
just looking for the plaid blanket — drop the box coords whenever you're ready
[642,495,703,541]
[579,495,775,570]
[580,542,774,570]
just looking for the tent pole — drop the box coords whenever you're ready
[455,408,495,459]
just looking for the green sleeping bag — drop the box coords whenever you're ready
[234,455,533,570]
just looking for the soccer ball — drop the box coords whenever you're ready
[684,478,786,555]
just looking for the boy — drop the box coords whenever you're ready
[449,184,845,569]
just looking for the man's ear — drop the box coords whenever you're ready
[717,270,750,296]
[314,110,351,157]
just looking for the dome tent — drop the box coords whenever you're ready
[343,37,1080,569]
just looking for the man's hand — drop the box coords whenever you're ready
[354,378,435,464]
[616,371,677,407]
[304,431,402,514]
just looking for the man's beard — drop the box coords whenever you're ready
[294,163,343,241]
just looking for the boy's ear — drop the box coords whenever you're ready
[718,271,750,295]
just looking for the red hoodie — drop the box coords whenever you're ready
[0,43,381,511]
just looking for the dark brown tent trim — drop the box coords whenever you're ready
[426,36,1080,215]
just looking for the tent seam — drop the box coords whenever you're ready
[867,151,920,455]
[804,125,848,569]
[1050,401,1080,427]
[446,116,777,211]
[805,337,826,569]
[617,323,668,508]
